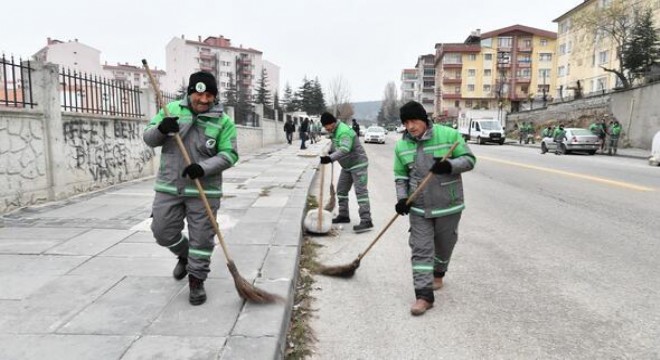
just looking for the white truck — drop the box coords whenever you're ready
[457,110,505,145]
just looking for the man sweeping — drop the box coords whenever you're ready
[143,71,238,305]
[319,112,374,233]
[393,101,476,316]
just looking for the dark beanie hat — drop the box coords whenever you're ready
[187,71,218,96]
[400,101,428,123]
[320,112,337,125]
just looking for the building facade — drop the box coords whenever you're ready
[415,54,435,116]
[400,68,417,102]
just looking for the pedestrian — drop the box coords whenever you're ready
[589,116,607,154]
[393,101,476,316]
[143,71,239,306]
[352,118,361,137]
[299,117,310,149]
[284,118,295,145]
[319,112,374,233]
[553,124,567,155]
[312,119,322,143]
[607,120,622,156]
[541,125,553,138]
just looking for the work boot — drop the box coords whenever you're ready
[433,277,444,290]
[172,256,188,280]
[353,220,373,233]
[332,215,351,224]
[188,275,207,306]
[410,298,433,316]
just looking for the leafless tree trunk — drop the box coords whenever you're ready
[327,75,351,118]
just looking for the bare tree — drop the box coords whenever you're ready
[327,75,351,118]
[377,81,400,126]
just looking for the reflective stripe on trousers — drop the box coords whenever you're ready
[336,166,371,222]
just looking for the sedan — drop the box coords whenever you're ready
[364,126,386,144]
[541,128,601,155]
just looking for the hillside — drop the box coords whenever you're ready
[351,101,381,124]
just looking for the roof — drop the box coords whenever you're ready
[184,39,262,55]
[480,24,557,39]
[553,0,594,22]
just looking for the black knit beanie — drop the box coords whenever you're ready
[400,101,428,123]
[320,112,337,126]
[187,71,218,96]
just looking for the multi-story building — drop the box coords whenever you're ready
[435,26,557,116]
[102,62,166,90]
[553,0,660,99]
[415,54,435,116]
[164,35,279,104]
[400,69,417,102]
[33,38,104,75]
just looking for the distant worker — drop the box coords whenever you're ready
[299,117,310,149]
[352,118,361,137]
[542,125,553,138]
[607,120,622,156]
[553,124,567,155]
[284,118,295,145]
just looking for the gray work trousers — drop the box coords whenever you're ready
[408,212,462,291]
[336,166,371,222]
[150,192,219,280]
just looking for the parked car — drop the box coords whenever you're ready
[541,128,600,155]
[364,126,386,144]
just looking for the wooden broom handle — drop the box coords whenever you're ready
[142,59,233,264]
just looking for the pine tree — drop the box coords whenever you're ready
[254,68,272,106]
[623,8,660,82]
[282,83,296,112]
[308,78,327,115]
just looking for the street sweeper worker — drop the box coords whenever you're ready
[319,112,374,233]
[143,71,238,306]
[393,101,476,316]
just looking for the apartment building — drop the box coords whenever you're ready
[434,26,557,116]
[553,0,660,98]
[102,62,165,90]
[414,54,436,116]
[33,38,104,75]
[165,35,279,104]
[400,68,417,102]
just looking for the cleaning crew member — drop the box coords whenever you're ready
[319,112,374,233]
[143,71,238,306]
[393,101,476,316]
[608,120,622,155]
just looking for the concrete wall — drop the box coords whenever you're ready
[506,81,660,149]
[0,61,286,214]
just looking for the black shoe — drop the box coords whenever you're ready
[188,275,207,305]
[173,256,188,280]
[353,220,374,233]
[332,215,351,224]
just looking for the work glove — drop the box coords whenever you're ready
[430,159,452,174]
[319,156,332,164]
[181,163,205,179]
[395,198,411,216]
[158,116,180,134]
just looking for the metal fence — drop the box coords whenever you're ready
[0,54,35,108]
[59,68,143,117]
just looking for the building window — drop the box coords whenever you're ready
[539,53,552,62]
[467,69,476,77]
[598,50,609,64]
[559,44,566,55]
[444,53,462,64]
[465,100,473,108]
[423,68,435,76]
[484,53,493,61]
[467,84,475,92]
[558,66,566,77]
[467,54,477,61]
[540,39,548,46]
[454,101,460,107]
[480,100,489,109]
[483,84,491,92]
[539,69,551,79]
[498,37,513,48]
[454,86,461,94]
[484,69,492,77]
[517,54,531,63]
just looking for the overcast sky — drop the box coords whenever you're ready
[2,0,579,102]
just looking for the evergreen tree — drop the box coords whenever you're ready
[224,73,237,107]
[282,83,296,112]
[254,68,272,106]
[308,77,327,115]
[623,8,660,82]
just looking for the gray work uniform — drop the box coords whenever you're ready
[328,121,371,222]
[143,97,238,280]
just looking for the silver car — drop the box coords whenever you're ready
[364,126,386,144]
[541,128,601,155]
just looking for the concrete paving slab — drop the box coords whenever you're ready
[58,276,183,335]
[122,335,223,360]
[251,196,289,208]
[0,254,89,276]
[100,242,173,258]
[0,227,86,240]
[261,245,299,281]
[0,274,59,300]
[0,334,135,360]
[0,238,61,254]
[224,222,276,245]
[208,244,268,280]
[145,278,243,337]
[68,257,179,277]
[34,202,106,219]
[232,279,291,337]
[120,231,156,243]
[221,335,281,360]
[3,275,123,334]
[240,206,283,222]
[45,229,134,256]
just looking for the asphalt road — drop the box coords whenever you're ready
[308,133,660,359]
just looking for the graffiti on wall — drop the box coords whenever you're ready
[62,118,154,183]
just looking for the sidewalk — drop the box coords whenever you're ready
[505,138,650,160]
[0,140,325,360]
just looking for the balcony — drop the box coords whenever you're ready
[516,62,531,68]
[515,77,531,83]
[517,46,533,52]
[443,77,462,84]
[199,52,216,60]
[443,93,462,99]
[442,63,463,69]
[200,64,215,72]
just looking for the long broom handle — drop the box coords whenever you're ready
[142,59,234,264]
[356,141,459,261]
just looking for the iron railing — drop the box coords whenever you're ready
[59,68,143,117]
[0,54,35,108]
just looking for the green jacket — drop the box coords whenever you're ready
[143,98,238,198]
[394,124,476,218]
[609,123,622,137]
[328,121,368,171]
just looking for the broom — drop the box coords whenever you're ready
[323,162,336,212]
[317,141,460,278]
[142,59,280,303]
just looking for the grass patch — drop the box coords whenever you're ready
[285,235,321,359]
